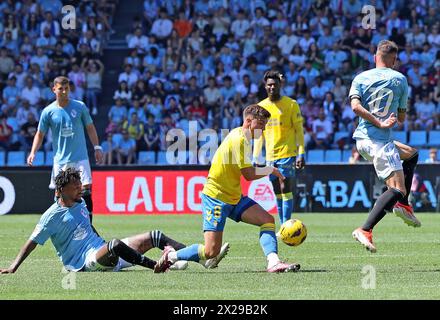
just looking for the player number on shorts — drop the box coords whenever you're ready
[368,87,394,118]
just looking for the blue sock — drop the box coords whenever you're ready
[260,223,277,256]
[176,244,205,262]
[276,194,283,223]
[282,192,293,223]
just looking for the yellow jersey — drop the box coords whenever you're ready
[203,127,253,205]
[257,96,305,161]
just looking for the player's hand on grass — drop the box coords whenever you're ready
[380,112,397,129]
[95,149,104,165]
[27,153,35,166]
[296,156,305,170]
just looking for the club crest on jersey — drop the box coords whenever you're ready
[71,109,77,118]
[391,79,400,87]
[80,208,88,218]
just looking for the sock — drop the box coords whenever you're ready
[108,239,156,269]
[150,230,186,250]
[260,223,278,257]
[281,192,293,223]
[362,188,404,230]
[267,252,280,269]
[82,188,93,223]
[175,244,204,262]
[276,194,283,223]
[401,152,418,205]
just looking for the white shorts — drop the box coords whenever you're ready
[356,139,403,181]
[83,238,134,272]
[49,159,92,189]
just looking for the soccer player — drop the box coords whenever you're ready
[256,70,306,224]
[349,40,420,253]
[156,105,300,273]
[0,168,187,274]
[27,76,102,223]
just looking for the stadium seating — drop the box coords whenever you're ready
[45,151,54,165]
[428,131,440,146]
[0,151,5,166]
[409,131,427,147]
[7,151,25,166]
[156,151,168,165]
[137,151,156,165]
[32,151,45,166]
[418,149,430,163]
[342,150,352,162]
[307,150,325,163]
[324,150,342,163]
[392,131,408,144]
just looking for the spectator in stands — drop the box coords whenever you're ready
[414,95,436,130]
[16,99,38,127]
[128,27,149,54]
[308,108,333,150]
[21,77,41,107]
[143,114,160,152]
[426,148,439,163]
[85,59,104,116]
[113,81,132,103]
[0,114,12,151]
[108,97,127,127]
[116,130,136,165]
[122,112,144,150]
[151,8,173,45]
[2,76,19,106]
[18,112,38,152]
[101,133,116,165]
[0,47,14,85]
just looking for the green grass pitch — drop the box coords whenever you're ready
[1,213,439,300]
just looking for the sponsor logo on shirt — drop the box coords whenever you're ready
[73,225,87,240]
[61,125,74,137]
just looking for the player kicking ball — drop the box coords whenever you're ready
[349,40,420,253]
[156,104,300,273]
[0,168,225,274]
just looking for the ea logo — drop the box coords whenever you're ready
[0,176,15,215]
[248,177,276,211]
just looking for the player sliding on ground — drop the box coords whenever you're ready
[349,40,421,253]
[156,104,300,273]
[0,168,227,274]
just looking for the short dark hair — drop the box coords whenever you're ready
[54,168,81,192]
[377,40,398,57]
[53,76,69,86]
[263,70,283,83]
[243,104,271,120]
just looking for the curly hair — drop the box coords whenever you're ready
[54,168,81,192]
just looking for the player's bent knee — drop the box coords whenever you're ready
[108,238,122,256]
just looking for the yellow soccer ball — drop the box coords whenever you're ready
[278,219,307,247]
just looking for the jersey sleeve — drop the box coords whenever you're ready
[398,76,408,112]
[348,75,362,100]
[37,108,49,134]
[291,100,303,123]
[81,103,93,126]
[29,218,53,245]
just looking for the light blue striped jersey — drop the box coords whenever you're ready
[30,199,105,271]
[349,67,408,142]
[38,99,93,164]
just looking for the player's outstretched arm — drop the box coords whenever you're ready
[241,166,285,189]
[350,97,396,129]
[27,131,45,166]
[86,123,103,164]
[0,240,37,274]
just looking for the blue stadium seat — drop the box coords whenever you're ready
[137,151,156,165]
[45,151,54,165]
[408,131,427,147]
[156,151,168,165]
[392,131,407,144]
[342,150,352,162]
[7,151,25,166]
[307,150,324,163]
[32,151,45,166]
[428,130,440,146]
[418,149,430,163]
[334,131,349,142]
[0,151,5,166]
[324,150,342,163]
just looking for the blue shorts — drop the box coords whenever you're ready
[201,194,257,232]
[269,156,296,181]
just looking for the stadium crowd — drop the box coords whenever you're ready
[1,0,440,164]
